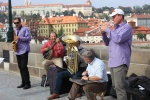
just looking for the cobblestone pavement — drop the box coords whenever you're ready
[0,70,117,100]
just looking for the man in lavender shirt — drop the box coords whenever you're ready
[13,17,31,89]
[100,9,133,100]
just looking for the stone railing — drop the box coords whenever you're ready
[0,42,150,78]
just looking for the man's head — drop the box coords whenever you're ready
[73,35,82,47]
[82,50,95,64]
[109,9,124,25]
[13,17,22,28]
[49,32,57,42]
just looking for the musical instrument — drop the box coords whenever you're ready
[62,35,80,74]
[11,41,17,52]
[43,34,65,60]
[84,20,114,35]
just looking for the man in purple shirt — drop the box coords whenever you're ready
[101,9,133,100]
[13,17,31,89]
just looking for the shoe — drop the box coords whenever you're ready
[23,84,31,90]
[76,93,82,98]
[47,93,60,100]
[17,84,25,88]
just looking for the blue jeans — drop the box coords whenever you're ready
[53,67,86,94]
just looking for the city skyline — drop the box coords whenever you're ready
[1,0,150,8]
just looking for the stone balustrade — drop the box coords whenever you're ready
[0,42,150,78]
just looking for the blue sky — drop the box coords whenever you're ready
[2,0,150,8]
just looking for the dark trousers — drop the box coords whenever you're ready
[68,82,107,100]
[16,51,30,85]
[53,67,86,94]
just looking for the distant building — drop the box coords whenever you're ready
[63,0,92,16]
[126,14,150,28]
[38,16,88,36]
[0,21,8,39]
[74,27,102,43]
[0,2,8,13]
[128,20,150,41]
[12,0,92,17]
[103,9,110,15]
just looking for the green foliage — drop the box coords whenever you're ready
[46,11,50,16]
[0,12,8,23]
[78,11,84,18]
[58,26,64,37]
[0,34,2,39]
[137,32,144,40]
[63,10,76,16]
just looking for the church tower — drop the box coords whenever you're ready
[24,0,31,6]
[86,0,92,6]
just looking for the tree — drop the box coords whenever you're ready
[63,10,69,16]
[133,6,143,14]
[12,11,17,17]
[143,4,150,13]
[20,10,25,17]
[78,11,84,18]
[58,26,64,37]
[96,8,103,13]
[70,10,76,16]
[137,32,144,41]
[46,11,50,17]
[57,26,65,44]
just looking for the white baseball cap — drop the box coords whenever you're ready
[109,9,124,17]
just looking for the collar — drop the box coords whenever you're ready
[115,21,126,29]
[17,25,22,30]
[89,57,96,65]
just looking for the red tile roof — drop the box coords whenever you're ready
[39,16,87,24]
[13,4,63,8]
[74,28,102,36]
[131,14,150,18]
[133,26,150,34]
[0,2,8,6]
[63,4,90,8]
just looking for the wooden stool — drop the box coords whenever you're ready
[94,90,106,100]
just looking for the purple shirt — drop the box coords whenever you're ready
[15,26,31,55]
[102,22,133,68]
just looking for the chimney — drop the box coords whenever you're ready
[128,20,136,29]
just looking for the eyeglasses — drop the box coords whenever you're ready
[14,22,20,24]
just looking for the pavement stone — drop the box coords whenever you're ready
[0,70,117,100]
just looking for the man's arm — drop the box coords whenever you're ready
[111,25,132,43]
[19,28,31,42]
[82,75,100,81]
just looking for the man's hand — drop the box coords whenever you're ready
[82,71,88,76]
[56,38,60,43]
[82,76,88,81]
[44,48,49,51]
[14,36,20,41]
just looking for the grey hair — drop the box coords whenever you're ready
[82,50,95,60]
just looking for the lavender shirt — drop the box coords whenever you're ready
[15,26,31,55]
[102,22,133,68]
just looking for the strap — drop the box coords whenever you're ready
[49,34,65,49]
[17,26,22,36]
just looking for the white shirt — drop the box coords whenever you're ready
[86,57,108,83]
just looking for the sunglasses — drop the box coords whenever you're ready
[14,22,20,24]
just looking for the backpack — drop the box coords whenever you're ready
[41,74,49,87]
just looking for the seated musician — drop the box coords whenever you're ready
[40,32,65,72]
[47,35,87,100]
[68,50,108,100]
